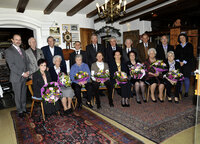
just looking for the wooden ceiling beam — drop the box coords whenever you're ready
[44,0,63,14]
[67,0,94,16]
[16,0,29,13]
[87,0,146,18]
[119,0,184,24]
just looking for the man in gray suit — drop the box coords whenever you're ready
[5,34,29,118]
[25,37,44,78]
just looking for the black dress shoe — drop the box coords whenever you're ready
[121,101,126,107]
[18,113,24,118]
[109,103,114,107]
[143,99,147,103]
[158,98,164,103]
[125,103,130,107]
[175,100,179,104]
[86,102,93,108]
[137,100,141,104]
[97,105,101,109]
[168,99,172,102]
[184,93,188,97]
[152,99,157,103]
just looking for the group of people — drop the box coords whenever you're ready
[5,32,195,118]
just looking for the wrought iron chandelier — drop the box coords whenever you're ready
[96,0,127,22]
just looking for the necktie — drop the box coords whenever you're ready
[113,47,116,51]
[76,51,78,55]
[94,44,97,52]
[17,47,23,58]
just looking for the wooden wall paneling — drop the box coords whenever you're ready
[170,27,181,49]
[187,29,198,57]
[123,30,139,49]
[80,28,95,51]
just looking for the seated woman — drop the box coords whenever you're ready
[33,59,60,116]
[109,50,131,107]
[164,51,181,103]
[49,55,74,114]
[144,48,165,102]
[91,52,114,109]
[70,54,93,110]
[127,51,146,104]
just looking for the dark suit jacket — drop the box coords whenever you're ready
[5,45,28,83]
[69,50,87,68]
[156,44,174,61]
[165,60,180,71]
[86,44,105,68]
[122,47,138,63]
[41,45,66,70]
[33,70,52,98]
[49,66,67,82]
[136,42,155,63]
[175,42,195,77]
[106,45,122,66]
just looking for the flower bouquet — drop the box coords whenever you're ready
[151,60,167,73]
[57,72,71,87]
[41,82,62,104]
[130,63,146,79]
[74,71,89,87]
[164,70,184,84]
[113,71,128,88]
[94,70,110,86]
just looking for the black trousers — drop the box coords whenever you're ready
[164,79,181,98]
[92,80,113,106]
[71,82,92,105]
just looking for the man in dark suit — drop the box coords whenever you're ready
[41,36,66,70]
[156,35,174,61]
[5,34,29,118]
[70,41,87,68]
[86,34,105,68]
[136,33,155,63]
[106,37,122,66]
[122,38,138,63]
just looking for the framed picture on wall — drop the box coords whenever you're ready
[71,41,75,48]
[71,33,79,41]
[70,24,79,31]
[54,36,61,46]
[49,27,60,35]
[62,24,70,31]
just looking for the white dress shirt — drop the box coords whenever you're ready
[143,43,148,48]
[126,47,131,53]
[49,46,55,56]
[54,66,61,75]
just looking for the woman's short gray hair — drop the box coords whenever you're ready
[148,48,157,55]
[53,55,62,64]
[75,54,82,60]
[167,51,175,57]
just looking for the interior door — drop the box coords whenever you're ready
[123,30,139,48]
[80,28,95,51]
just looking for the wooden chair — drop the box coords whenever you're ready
[26,80,45,121]
[146,84,167,102]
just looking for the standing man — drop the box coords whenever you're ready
[106,37,122,66]
[156,35,174,61]
[86,34,105,68]
[5,34,29,118]
[136,33,155,63]
[122,38,138,63]
[70,41,87,68]
[42,36,66,70]
[25,37,44,77]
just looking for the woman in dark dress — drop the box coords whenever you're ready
[109,50,131,107]
[175,33,195,97]
[144,48,165,102]
[91,52,114,109]
[49,55,74,114]
[33,59,60,116]
[164,51,181,103]
[127,51,146,104]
